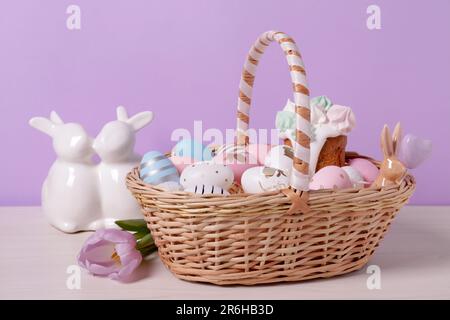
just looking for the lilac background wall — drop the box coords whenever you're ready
[1,0,449,205]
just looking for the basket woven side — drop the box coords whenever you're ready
[126,153,415,285]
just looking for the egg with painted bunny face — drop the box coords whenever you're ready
[180,162,234,190]
[241,166,290,194]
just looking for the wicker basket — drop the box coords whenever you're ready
[126,31,416,285]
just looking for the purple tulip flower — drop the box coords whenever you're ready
[77,228,142,281]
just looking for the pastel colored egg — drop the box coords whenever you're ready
[140,151,179,185]
[225,162,258,182]
[264,145,293,173]
[342,166,365,188]
[170,156,195,174]
[348,158,379,184]
[241,166,290,194]
[259,167,290,192]
[241,166,264,193]
[213,144,259,181]
[180,161,234,190]
[309,166,352,190]
[185,184,230,196]
[172,139,212,161]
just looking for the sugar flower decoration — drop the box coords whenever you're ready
[310,95,333,111]
[326,105,356,134]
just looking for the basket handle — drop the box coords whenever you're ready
[236,31,311,191]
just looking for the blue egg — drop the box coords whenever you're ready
[139,151,179,185]
[172,139,212,161]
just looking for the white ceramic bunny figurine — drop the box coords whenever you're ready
[94,106,153,226]
[29,112,101,233]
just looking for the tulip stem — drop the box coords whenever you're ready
[139,244,157,257]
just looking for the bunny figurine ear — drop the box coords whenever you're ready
[116,106,129,122]
[380,124,394,158]
[29,117,56,137]
[127,111,154,132]
[50,111,64,125]
[392,122,402,156]
[115,106,154,131]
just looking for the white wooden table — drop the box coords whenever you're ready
[0,206,449,299]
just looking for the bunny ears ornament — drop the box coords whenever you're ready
[30,111,99,233]
[372,123,407,188]
[372,122,432,188]
[29,106,153,233]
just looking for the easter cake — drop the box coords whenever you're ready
[276,96,355,174]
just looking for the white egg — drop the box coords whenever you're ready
[342,166,365,188]
[241,167,264,193]
[185,184,230,196]
[180,161,234,190]
[259,167,290,191]
[264,145,293,173]
[241,166,290,194]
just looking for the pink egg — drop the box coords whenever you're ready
[213,156,257,182]
[348,158,379,184]
[212,145,261,182]
[170,156,195,174]
[247,144,273,165]
[309,166,353,190]
[232,163,258,182]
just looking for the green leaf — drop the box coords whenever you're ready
[133,229,150,240]
[115,219,148,232]
[136,233,154,250]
